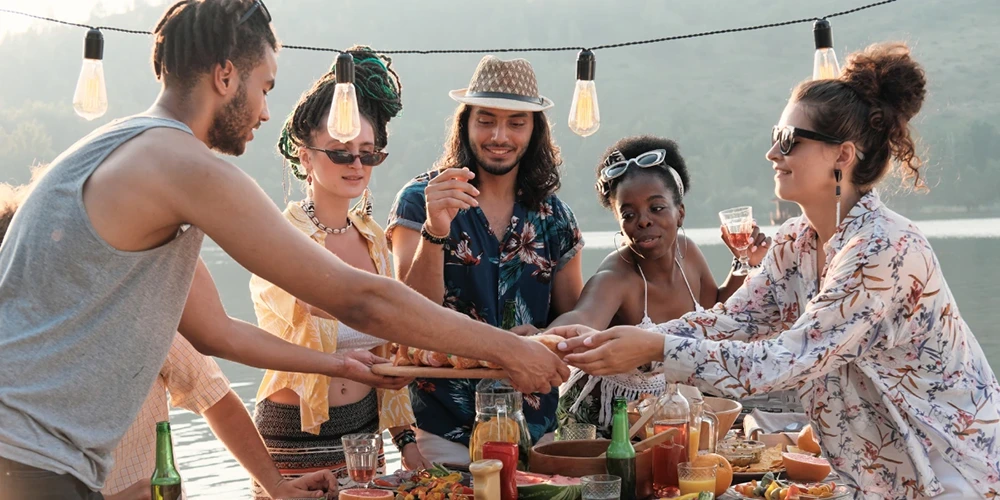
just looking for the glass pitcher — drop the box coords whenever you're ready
[470,378,532,470]
[647,382,690,490]
[688,397,719,460]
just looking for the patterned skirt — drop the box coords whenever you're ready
[251,390,385,499]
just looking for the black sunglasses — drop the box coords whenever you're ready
[772,125,865,160]
[305,147,388,167]
[237,0,271,25]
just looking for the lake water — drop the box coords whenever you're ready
[176,219,1000,498]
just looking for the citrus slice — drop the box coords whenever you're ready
[782,452,832,482]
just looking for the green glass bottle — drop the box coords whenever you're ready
[606,397,637,500]
[501,299,517,330]
[151,421,182,500]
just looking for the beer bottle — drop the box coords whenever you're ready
[151,421,182,500]
[606,397,637,500]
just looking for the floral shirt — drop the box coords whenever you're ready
[656,191,1000,499]
[250,201,415,435]
[387,171,584,447]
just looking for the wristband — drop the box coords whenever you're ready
[392,429,417,450]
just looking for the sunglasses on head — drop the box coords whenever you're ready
[305,147,388,167]
[771,125,865,160]
[237,0,271,25]
[599,149,667,183]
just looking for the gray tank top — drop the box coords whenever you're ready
[0,115,205,490]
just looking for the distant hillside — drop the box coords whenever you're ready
[2,0,998,228]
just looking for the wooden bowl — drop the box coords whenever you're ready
[701,397,743,448]
[529,439,653,499]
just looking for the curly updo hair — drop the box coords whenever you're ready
[794,41,927,190]
[595,135,690,210]
[277,45,403,180]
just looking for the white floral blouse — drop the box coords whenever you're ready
[655,191,1000,499]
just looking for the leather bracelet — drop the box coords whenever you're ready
[392,429,417,450]
[421,224,450,245]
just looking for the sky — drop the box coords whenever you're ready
[0,0,164,41]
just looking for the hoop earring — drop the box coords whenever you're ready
[677,226,688,260]
[613,231,634,264]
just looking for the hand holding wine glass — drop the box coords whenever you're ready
[719,206,755,276]
[721,222,771,268]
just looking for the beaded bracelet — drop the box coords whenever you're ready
[421,224,450,245]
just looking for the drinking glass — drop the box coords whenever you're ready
[581,474,622,500]
[342,433,380,488]
[559,423,597,441]
[719,206,754,276]
[677,462,718,495]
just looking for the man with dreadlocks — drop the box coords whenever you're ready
[0,1,568,498]
[387,56,585,464]
[247,47,428,497]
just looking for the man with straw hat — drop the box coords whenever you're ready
[387,56,585,464]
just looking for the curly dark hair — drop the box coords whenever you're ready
[594,135,690,209]
[435,104,562,211]
[152,0,278,87]
[277,46,403,179]
[793,41,927,191]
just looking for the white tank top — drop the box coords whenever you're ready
[563,258,703,428]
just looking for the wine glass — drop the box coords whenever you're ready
[719,206,754,276]
[342,433,380,489]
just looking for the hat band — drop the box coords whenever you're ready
[464,91,544,106]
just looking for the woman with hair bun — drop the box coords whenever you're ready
[554,42,999,499]
[248,46,427,497]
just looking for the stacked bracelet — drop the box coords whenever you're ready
[732,256,762,271]
[392,429,417,450]
[421,224,450,245]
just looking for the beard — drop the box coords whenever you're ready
[471,142,528,177]
[207,80,254,156]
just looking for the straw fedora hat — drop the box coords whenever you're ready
[449,55,554,112]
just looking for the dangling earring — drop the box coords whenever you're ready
[307,174,313,186]
[361,187,374,217]
[834,169,842,228]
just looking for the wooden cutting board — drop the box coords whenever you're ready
[371,363,507,379]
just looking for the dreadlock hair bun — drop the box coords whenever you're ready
[277,45,403,177]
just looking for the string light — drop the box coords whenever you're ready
[72,28,108,120]
[568,49,599,137]
[812,19,841,80]
[326,52,361,143]
[0,0,899,126]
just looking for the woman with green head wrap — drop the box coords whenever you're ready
[248,46,427,497]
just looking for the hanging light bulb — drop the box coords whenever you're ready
[72,28,108,120]
[326,52,361,143]
[568,49,600,137]
[812,19,841,80]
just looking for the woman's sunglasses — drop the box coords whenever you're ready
[305,147,388,167]
[772,125,865,160]
[599,149,667,184]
